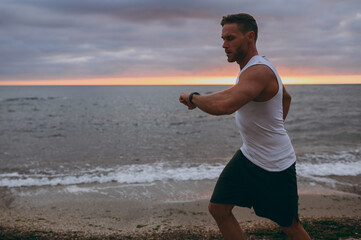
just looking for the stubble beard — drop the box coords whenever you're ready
[227,45,247,63]
[235,46,247,63]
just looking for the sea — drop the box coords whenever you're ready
[0,85,360,202]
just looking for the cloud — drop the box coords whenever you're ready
[0,0,360,82]
[260,0,361,71]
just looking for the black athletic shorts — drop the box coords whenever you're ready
[210,150,299,227]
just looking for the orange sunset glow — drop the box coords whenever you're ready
[0,75,360,86]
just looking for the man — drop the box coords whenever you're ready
[179,13,310,240]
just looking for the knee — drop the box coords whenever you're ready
[208,202,233,218]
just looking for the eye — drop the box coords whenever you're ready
[221,35,234,42]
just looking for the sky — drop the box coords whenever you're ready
[0,0,360,85]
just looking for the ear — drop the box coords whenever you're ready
[247,31,255,42]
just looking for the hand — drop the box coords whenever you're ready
[179,92,196,110]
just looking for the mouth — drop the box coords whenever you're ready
[225,51,232,56]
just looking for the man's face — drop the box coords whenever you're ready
[221,23,249,63]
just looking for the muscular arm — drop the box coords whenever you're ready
[282,85,291,121]
[180,65,273,115]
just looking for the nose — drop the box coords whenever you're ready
[222,41,228,49]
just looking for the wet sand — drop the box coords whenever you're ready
[0,186,360,239]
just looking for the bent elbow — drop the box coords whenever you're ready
[223,107,236,115]
[208,104,229,116]
[211,99,240,115]
[284,93,292,103]
[215,105,237,115]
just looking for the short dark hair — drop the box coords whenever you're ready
[221,13,258,42]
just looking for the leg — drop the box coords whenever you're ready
[280,217,311,240]
[208,202,245,240]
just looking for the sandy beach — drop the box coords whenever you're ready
[1,186,360,239]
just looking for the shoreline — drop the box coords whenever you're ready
[1,186,360,239]
[1,217,360,239]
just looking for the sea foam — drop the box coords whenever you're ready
[0,163,225,188]
[1,150,360,188]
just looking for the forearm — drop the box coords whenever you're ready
[192,90,235,116]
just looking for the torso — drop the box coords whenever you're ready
[235,55,296,172]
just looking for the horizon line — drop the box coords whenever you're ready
[0,83,360,87]
[0,75,360,86]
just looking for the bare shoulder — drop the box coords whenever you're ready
[236,64,278,102]
[239,64,275,83]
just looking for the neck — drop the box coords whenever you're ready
[237,48,259,70]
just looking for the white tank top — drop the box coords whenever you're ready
[235,55,296,171]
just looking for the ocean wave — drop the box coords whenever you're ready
[297,148,360,163]
[1,96,66,102]
[0,163,224,188]
[1,149,360,188]
[297,161,361,177]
